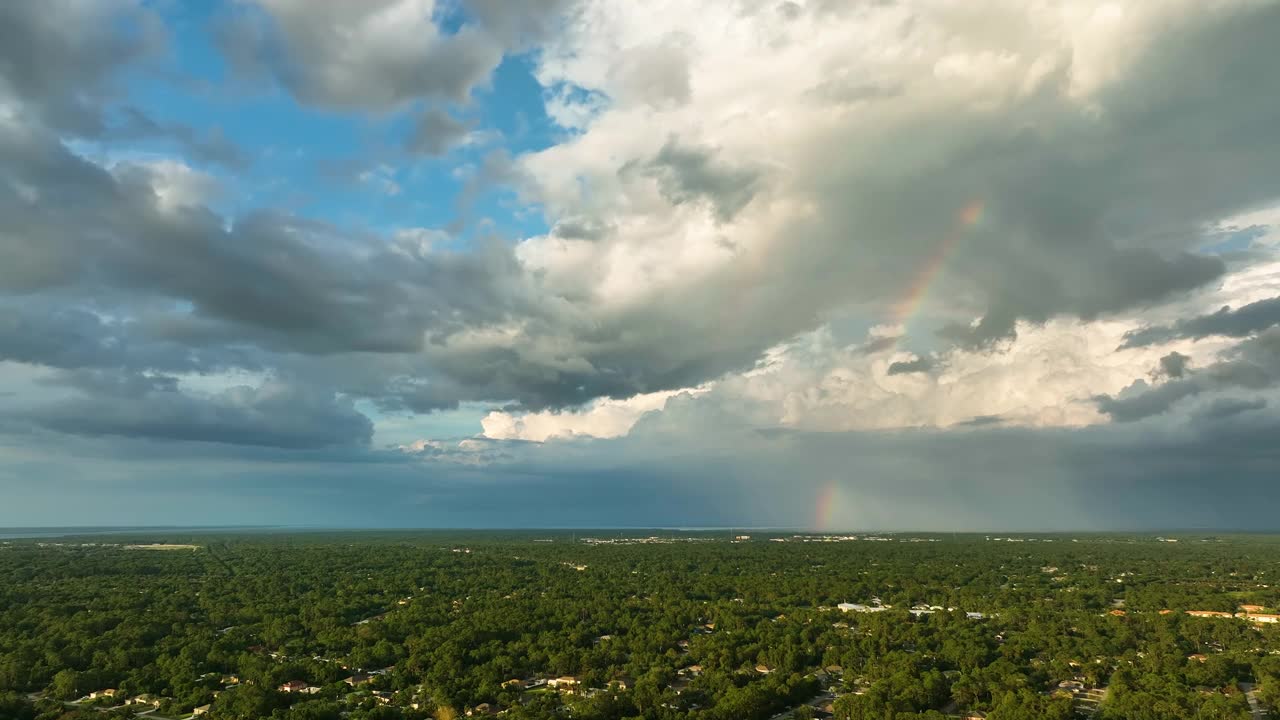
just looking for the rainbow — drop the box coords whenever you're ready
[889,200,985,330]
[810,204,985,532]
[813,479,839,532]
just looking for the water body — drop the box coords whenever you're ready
[0,526,280,540]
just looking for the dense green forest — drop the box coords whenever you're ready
[3,532,1280,720]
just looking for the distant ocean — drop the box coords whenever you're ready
[0,526,279,540]
[0,526,803,540]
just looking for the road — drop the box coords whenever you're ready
[24,693,184,720]
[1241,682,1268,720]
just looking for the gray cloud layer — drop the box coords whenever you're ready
[8,367,1280,529]
[213,0,572,110]
[0,1,162,135]
[636,138,762,223]
[886,355,934,376]
[1122,296,1280,348]
[21,378,372,449]
[408,108,471,156]
[1097,329,1280,422]
[3,0,1280,473]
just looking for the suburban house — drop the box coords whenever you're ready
[87,689,117,700]
[1240,605,1266,613]
[1058,680,1085,691]
[1186,610,1235,619]
[609,676,633,690]
[547,676,580,692]
[345,673,372,686]
[279,681,308,693]
[191,705,211,717]
[838,602,890,613]
[1246,613,1280,624]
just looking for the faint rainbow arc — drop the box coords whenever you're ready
[888,200,985,333]
[813,202,985,531]
[813,479,839,532]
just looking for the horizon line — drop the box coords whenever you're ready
[1,524,1271,534]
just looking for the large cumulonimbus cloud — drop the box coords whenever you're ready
[2,0,1280,532]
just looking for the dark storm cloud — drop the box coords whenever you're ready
[634,138,761,222]
[0,123,536,359]
[886,355,933,375]
[1096,328,1280,421]
[0,5,248,172]
[369,398,1280,530]
[938,308,1020,350]
[552,216,613,241]
[0,1,163,136]
[1094,380,1204,423]
[514,2,1280,411]
[19,380,372,449]
[9,343,1280,530]
[0,105,598,415]
[0,304,188,372]
[44,368,180,397]
[407,108,471,156]
[4,0,1280,438]
[11,405,1280,529]
[766,3,1279,359]
[938,251,1222,351]
[0,110,571,420]
[213,1,506,110]
[957,415,1004,427]
[1195,397,1266,421]
[0,298,272,377]
[1156,351,1191,380]
[633,386,1280,529]
[1121,296,1280,349]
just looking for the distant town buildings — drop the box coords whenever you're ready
[837,602,889,613]
[1181,606,1280,623]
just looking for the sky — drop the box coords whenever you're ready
[3,0,1280,531]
